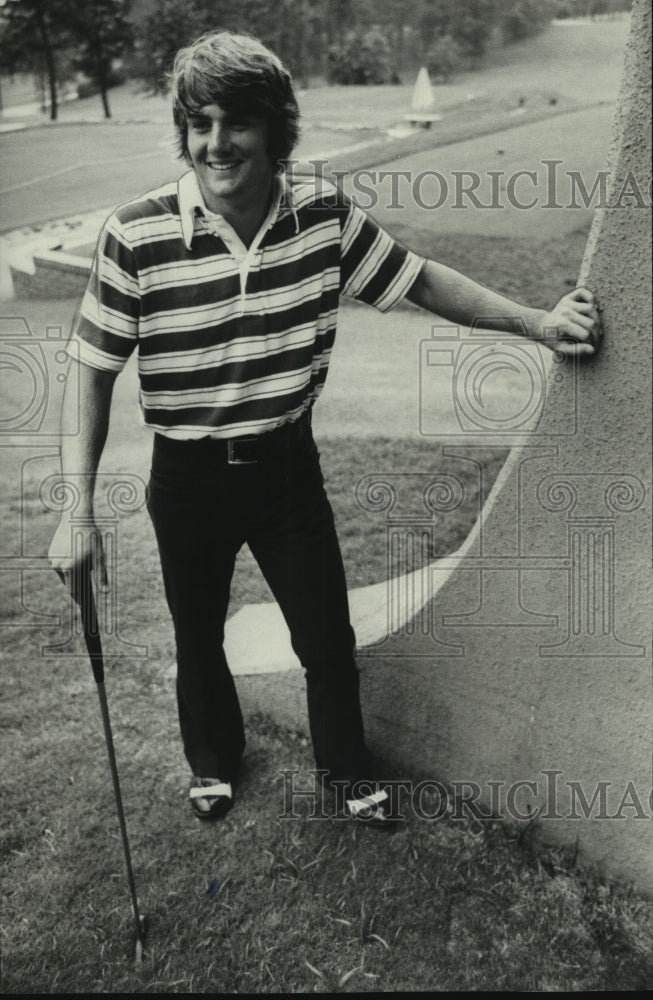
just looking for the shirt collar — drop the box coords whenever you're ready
[177,169,299,250]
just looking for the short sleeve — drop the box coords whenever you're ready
[339,198,424,313]
[66,214,140,372]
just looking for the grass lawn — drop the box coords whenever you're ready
[2,425,653,992]
[3,241,653,991]
[2,13,652,984]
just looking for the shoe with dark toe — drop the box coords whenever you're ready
[344,784,398,831]
[189,777,233,820]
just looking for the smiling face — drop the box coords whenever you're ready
[186,103,274,218]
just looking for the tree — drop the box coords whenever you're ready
[412,0,497,64]
[327,27,393,84]
[128,0,328,92]
[127,0,199,93]
[248,0,324,87]
[65,0,132,118]
[500,0,555,42]
[448,0,498,63]
[425,34,463,81]
[128,0,245,93]
[0,0,70,120]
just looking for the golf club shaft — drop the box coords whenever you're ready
[95,678,145,946]
[74,564,145,951]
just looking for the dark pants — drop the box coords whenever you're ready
[146,414,371,785]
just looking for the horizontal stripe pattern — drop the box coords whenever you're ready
[67,174,423,438]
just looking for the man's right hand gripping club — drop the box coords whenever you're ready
[47,359,117,602]
[48,513,109,603]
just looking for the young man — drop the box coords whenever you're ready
[49,31,601,826]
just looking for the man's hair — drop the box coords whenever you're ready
[170,31,300,169]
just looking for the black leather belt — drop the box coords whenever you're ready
[154,410,313,467]
[227,435,263,465]
[228,411,312,464]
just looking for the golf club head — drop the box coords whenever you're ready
[134,913,147,964]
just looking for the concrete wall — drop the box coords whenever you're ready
[358,0,652,891]
[10,252,90,300]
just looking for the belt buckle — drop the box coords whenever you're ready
[227,437,258,465]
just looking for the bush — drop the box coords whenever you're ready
[449,0,497,63]
[327,27,392,85]
[425,35,464,82]
[76,66,125,100]
[76,79,99,99]
[554,0,576,16]
[501,0,555,41]
[106,66,126,88]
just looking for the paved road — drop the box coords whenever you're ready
[0,116,379,233]
[0,100,620,242]
[1,17,630,235]
[0,122,177,231]
[0,118,370,232]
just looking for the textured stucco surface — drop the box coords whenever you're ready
[356,0,652,892]
[232,2,652,892]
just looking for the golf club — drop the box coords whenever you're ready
[72,560,147,964]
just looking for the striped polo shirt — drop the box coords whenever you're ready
[68,169,424,439]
